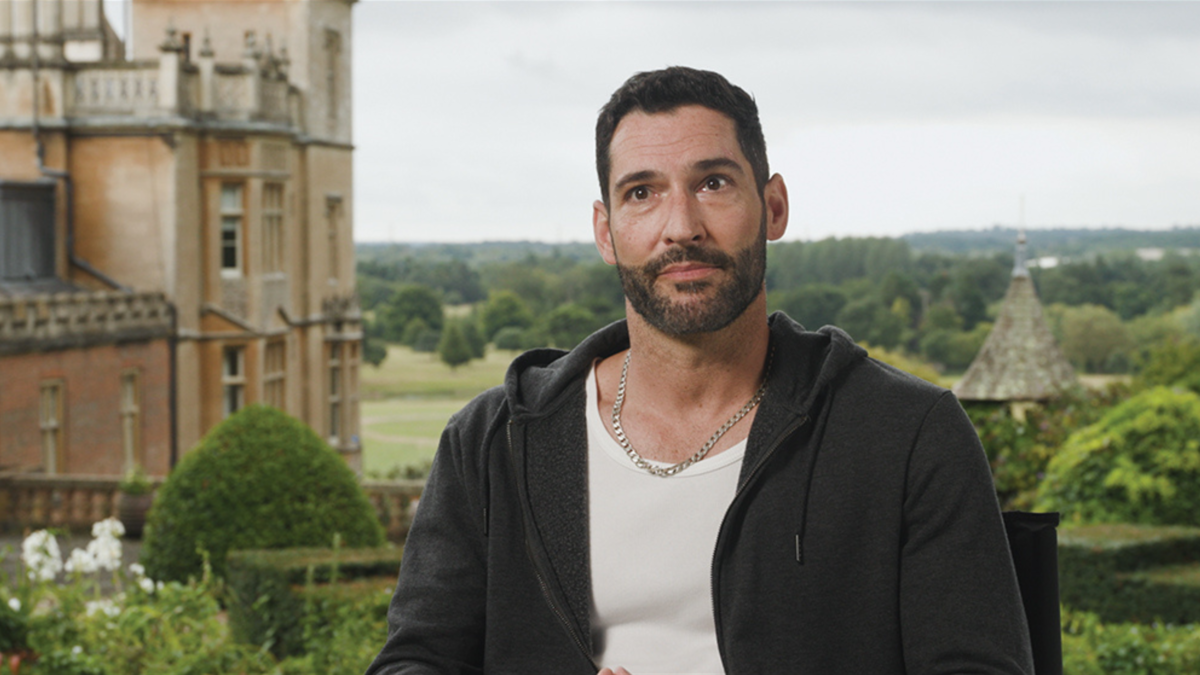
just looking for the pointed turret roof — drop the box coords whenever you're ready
[952,231,1078,402]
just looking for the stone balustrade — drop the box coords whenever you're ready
[0,291,173,355]
[0,474,425,543]
[71,64,164,116]
[362,479,425,542]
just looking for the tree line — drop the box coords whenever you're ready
[358,232,1200,375]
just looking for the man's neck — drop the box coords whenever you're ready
[595,295,772,464]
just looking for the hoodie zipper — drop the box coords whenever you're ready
[507,418,599,671]
[710,413,810,674]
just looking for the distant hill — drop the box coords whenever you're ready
[901,226,1200,257]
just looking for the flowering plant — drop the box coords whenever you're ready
[116,468,154,497]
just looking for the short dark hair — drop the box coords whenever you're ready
[595,66,769,207]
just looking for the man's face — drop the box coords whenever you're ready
[592,105,787,336]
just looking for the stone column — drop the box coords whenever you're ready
[36,0,63,61]
[11,0,32,59]
[158,27,185,113]
[0,0,12,61]
[196,30,215,113]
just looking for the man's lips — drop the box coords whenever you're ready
[657,263,720,282]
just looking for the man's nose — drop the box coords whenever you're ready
[660,188,705,246]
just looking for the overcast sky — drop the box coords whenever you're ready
[348,1,1200,244]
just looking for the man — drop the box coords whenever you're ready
[367,67,1033,675]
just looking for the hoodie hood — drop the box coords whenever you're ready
[502,312,867,430]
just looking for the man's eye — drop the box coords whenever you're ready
[702,176,728,191]
[628,186,650,201]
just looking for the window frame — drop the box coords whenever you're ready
[39,379,65,475]
[219,183,245,277]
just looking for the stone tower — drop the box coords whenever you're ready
[952,231,1078,404]
[1,0,363,476]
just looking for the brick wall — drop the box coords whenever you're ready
[0,338,171,477]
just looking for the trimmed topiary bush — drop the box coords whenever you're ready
[142,405,385,582]
[1036,387,1200,526]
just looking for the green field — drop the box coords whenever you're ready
[360,345,518,475]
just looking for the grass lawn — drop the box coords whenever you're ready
[360,345,519,399]
[359,345,520,475]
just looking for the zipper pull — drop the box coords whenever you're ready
[795,534,804,565]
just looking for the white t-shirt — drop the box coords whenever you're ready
[586,362,744,675]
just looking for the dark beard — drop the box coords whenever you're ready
[616,225,766,336]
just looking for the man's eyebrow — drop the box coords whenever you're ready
[613,169,660,194]
[694,157,745,175]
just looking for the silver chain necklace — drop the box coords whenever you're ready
[610,345,772,478]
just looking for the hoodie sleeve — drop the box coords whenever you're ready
[365,415,488,675]
[899,392,1035,675]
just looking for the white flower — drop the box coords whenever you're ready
[128,563,145,577]
[72,646,82,656]
[7,598,20,612]
[21,530,62,582]
[84,598,120,617]
[86,534,122,571]
[138,577,156,593]
[64,547,99,575]
[91,517,125,540]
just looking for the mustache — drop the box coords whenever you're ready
[641,246,735,278]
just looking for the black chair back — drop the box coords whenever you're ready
[1003,511,1062,675]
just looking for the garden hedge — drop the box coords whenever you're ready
[226,545,402,658]
[141,405,385,583]
[1059,523,1200,624]
[1036,386,1200,526]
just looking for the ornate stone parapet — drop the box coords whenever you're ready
[70,62,162,116]
[321,292,362,321]
[0,290,173,356]
[360,479,424,543]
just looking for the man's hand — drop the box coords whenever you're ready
[598,668,632,675]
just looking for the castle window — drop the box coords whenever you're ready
[223,346,245,417]
[264,339,286,409]
[262,182,285,273]
[120,370,142,472]
[326,194,342,282]
[220,184,244,275]
[1,181,56,281]
[328,343,342,443]
[39,380,65,475]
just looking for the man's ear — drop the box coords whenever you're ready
[763,174,789,242]
[593,200,618,265]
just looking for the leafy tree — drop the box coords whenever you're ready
[1036,387,1200,526]
[481,291,535,340]
[919,323,990,371]
[362,333,387,368]
[836,297,904,349]
[921,303,963,332]
[493,327,526,351]
[1058,304,1132,373]
[438,320,473,370]
[379,284,443,342]
[1136,336,1200,395]
[772,284,847,329]
[461,317,486,359]
[541,303,602,350]
[401,317,431,347]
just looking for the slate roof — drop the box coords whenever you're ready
[952,237,1078,402]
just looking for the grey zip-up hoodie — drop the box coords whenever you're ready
[366,313,1034,675]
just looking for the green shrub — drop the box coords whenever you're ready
[966,387,1121,510]
[1057,524,1200,625]
[1062,608,1200,675]
[142,405,385,582]
[226,544,402,658]
[1035,387,1200,526]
